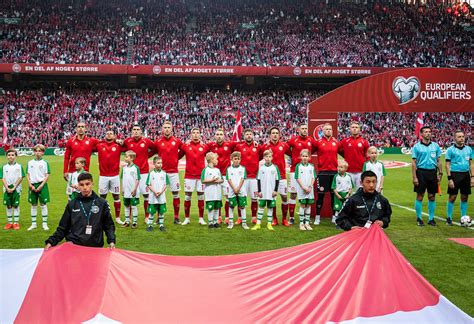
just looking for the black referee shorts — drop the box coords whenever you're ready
[317,171,337,193]
[414,168,438,195]
[447,172,471,195]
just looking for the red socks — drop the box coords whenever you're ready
[173,197,180,219]
[184,200,191,218]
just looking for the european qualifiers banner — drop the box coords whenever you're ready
[0,63,404,78]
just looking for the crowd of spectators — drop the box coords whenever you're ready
[1,0,471,67]
[1,88,471,149]
[1,88,317,147]
[338,112,473,148]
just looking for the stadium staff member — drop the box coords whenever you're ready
[336,171,391,231]
[445,130,473,225]
[45,173,116,249]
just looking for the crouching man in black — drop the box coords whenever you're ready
[336,171,391,231]
[45,172,116,249]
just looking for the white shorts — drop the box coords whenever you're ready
[139,174,149,195]
[349,172,362,189]
[245,178,259,200]
[98,175,120,195]
[66,174,72,195]
[289,172,297,193]
[278,179,288,196]
[184,178,204,193]
[167,173,181,192]
[222,179,228,197]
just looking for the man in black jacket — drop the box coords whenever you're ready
[45,172,116,249]
[336,171,391,231]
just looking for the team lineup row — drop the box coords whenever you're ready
[2,122,472,233]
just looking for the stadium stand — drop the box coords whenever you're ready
[2,88,471,148]
[1,0,471,67]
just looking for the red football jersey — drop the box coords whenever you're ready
[263,141,289,179]
[181,141,209,179]
[96,141,122,176]
[286,135,318,172]
[123,137,155,174]
[63,136,99,173]
[340,136,369,173]
[234,141,263,178]
[315,137,341,172]
[154,136,183,174]
[208,141,237,175]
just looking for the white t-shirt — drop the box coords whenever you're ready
[363,160,386,191]
[122,164,141,198]
[27,159,50,184]
[331,173,353,193]
[257,163,281,200]
[146,169,169,204]
[295,162,316,199]
[1,162,24,193]
[68,170,85,195]
[201,166,222,201]
[226,165,247,198]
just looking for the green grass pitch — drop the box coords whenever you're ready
[1,154,472,316]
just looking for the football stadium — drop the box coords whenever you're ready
[0,0,473,322]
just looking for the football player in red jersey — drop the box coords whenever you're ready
[63,122,99,181]
[180,128,210,225]
[340,121,369,190]
[154,121,183,224]
[314,123,342,224]
[286,124,318,225]
[123,124,156,225]
[208,128,236,224]
[234,129,263,224]
[263,127,290,226]
[95,129,124,225]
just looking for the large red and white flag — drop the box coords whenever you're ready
[415,112,424,140]
[231,109,243,141]
[1,226,472,323]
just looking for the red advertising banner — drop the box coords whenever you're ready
[129,65,268,76]
[0,63,128,75]
[0,63,403,78]
[267,66,392,77]
[308,67,473,113]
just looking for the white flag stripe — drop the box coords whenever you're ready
[0,249,43,324]
[336,296,472,324]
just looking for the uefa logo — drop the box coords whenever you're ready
[313,124,325,140]
[293,67,302,76]
[152,66,162,74]
[392,76,420,104]
[12,64,21,73]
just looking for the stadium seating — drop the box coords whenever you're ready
[1,1,471,67]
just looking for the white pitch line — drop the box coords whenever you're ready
[390,202,474,230]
